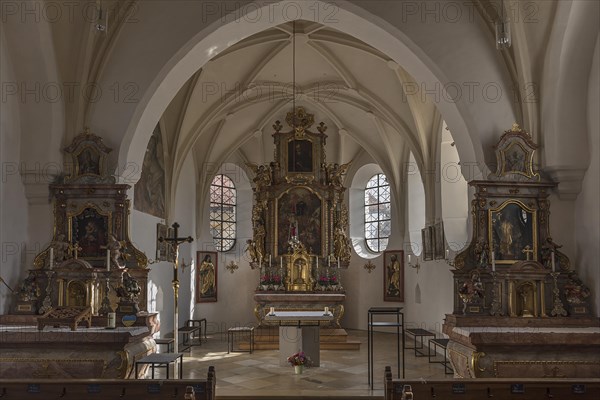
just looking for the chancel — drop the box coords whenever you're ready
[0,1,598,398]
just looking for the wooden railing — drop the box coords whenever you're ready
[0,366,215,400]
[384,366,600,400]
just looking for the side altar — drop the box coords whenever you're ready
[443,125,599,379]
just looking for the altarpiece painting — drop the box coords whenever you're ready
[134,124,166,218]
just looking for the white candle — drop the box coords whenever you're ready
[445,248,449,260]
[259,255,262,267]
[49,247,54,270]
[551,251,556,272]
[491,248,496,272]
[324,306,329,314]
[408,254,412,264]
[337,257,340,269]
[106,249,110,271]
[269,254,272,267]
[280,256,283,267]
[107,312,116,328]
[269,307,275,315]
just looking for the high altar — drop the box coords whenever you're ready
[1,130,156,379]
[246,108,352,328]
[444,125,599,379]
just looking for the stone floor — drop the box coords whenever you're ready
[146,329,450,398]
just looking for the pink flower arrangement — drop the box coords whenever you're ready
[287,351,310,366]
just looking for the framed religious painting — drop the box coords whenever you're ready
[68,205,111,265]
[156,223,168,261]
[196,251,217,302]
[488,200,537,264]
[421,226,434,261]
[384,250,404,302]
[433,221,445,260]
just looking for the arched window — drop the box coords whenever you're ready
[364,174,391,253]
[209,174,236,252]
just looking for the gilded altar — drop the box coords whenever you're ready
[23,129,149,316]
[246,107,351,293]
[443,124,597,379]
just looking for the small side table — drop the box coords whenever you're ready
[228,326,255,354]
[186,319,207,341]
[405,328,436,357]
[135,353,183,379]
[429,338,453,374]
[367,307,404,389]
[178,326,201,352]
[154,338,174,353]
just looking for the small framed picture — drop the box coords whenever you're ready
[383,250,404,302]
[421,226,434,261]
[196,251,217,302]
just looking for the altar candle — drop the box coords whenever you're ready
[551,251,556,272]
[49,247,54,270]
[337,257,340,269]
[445,248,449,260]
[408,254,412,264]
[107,312,116,328]
[259,255,262,268]
[491,248,496,272]
[269,254,272,268]
[106,249,110,271]
[280,256,283,267]
[324,306,329,315]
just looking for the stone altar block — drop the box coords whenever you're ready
[264,311,332,367]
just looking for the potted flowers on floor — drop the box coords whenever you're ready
[287,350,310,374]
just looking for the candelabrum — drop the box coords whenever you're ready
[38,270,55,314]
[98,271,113,316]
[489,271,504,316]
[408,257,420,273]
[549,272,567,317]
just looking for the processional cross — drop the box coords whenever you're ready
[159,222,193,356]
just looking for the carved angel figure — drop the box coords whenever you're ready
[245,239,261,264]
[50,233,71,263]
[18,272,40,302]
[107,234,125,268]
[564,275,591,305]
[247,163,271,191]
[115,272,141,302]
[540,237,562,270]
[327,162,351,186]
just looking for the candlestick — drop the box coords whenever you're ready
[49,247,54,270]
[106,249,110,271]
[551,251,556,272]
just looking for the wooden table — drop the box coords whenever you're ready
[264,311,333,367]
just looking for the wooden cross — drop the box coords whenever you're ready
[522,245,535,261]
[158,222,193,356]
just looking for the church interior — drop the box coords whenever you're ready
[1,0,599,398]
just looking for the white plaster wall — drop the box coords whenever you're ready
[574,35,600,314]
[193,163,256,334]
[0,28,28,313]
[407,153,425,256]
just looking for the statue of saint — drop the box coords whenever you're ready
[333,227,351,261]
[50,233,70,263]
[106,234,125,269]
[245,239,260,264]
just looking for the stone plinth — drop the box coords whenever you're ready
[443,314,600,379]
[0,315,158,379]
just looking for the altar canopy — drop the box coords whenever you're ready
[246,108,351,324]
[444,125,598,379]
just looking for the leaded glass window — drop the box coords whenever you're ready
[364,174,391,253]
[209,174,236,252]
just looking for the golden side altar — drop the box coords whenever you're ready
[444,125,598,379]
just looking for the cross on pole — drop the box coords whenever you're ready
[159,222,193,359]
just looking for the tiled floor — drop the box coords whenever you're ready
[148,329,450,398]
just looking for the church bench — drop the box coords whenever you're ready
[384,366,600,400]
[0,366,215,400]
[427,338,452,375]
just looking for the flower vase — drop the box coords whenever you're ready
[294,365,303,375]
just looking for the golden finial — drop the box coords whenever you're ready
[511,123,521,132]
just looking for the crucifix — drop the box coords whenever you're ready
[159,222,193,357]
[522,245,535,261]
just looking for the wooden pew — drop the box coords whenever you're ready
[0,366,215,400]
[384,366,600,400]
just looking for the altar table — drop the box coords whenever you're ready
[264,311,333,367]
